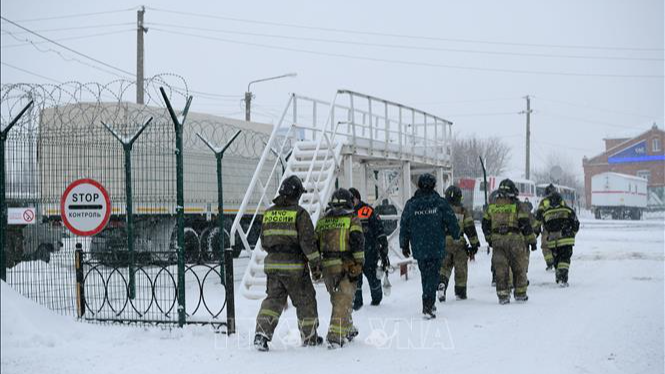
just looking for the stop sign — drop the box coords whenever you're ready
[60,179,111,236]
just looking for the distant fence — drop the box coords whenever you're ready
[0,76,265,332]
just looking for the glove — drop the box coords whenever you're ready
[530,243,538,252]
[347,263,363,282]
[310,261,323,281]
[401,244,411,258]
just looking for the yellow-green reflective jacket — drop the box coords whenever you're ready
[315,209,365,268]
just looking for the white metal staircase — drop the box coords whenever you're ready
[230,92,346,299]
[231,90,454,299]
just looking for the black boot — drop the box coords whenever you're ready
[455,286,467,300]
[437,277,449,302]
[253,334,269,351]
[558,268,569,287]
[422,298,436,319]
[353,291,363,311]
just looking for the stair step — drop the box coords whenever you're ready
[295,141,339,151]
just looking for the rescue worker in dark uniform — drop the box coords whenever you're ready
[438,185,480,302]
[482,179,537,304]
[316,188,365,348]
[535,191,580,286]
[348,187,390,310]
[254,176,323,351]
[399,173,460,318]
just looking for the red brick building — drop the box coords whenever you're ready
[582,124,664,209]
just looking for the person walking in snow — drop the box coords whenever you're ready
[399,173,460,318]
[348,187,390,310]
[482,179,537,304]
[316,188,365,348]
[438,185,480,302]
[534,190,580,287]
[253,176,323,351]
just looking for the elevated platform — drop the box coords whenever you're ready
[231,90,453,299]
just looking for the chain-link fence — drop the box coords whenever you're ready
[1,76,277,330]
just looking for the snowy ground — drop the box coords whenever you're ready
[2,218,664,374]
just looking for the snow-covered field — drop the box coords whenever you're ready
[2,218,664,374]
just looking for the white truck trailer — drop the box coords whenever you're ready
[591,172,647,220]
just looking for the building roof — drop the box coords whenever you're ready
[584,126,664,165]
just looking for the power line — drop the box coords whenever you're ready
[532,139,599,153]
[537,111,648,130]
[410,97,523,105]
[0,61,62,83]
[1,29,134,49]
[152,28,663,79]
[2,7,138,23]
[446,111,519,117]
[147,7,664,52]
[534,96,661,120]
[0,23,134,35]
[149,22,663,62]
[1,16,133,77]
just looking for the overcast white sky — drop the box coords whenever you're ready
[1,0,663,179]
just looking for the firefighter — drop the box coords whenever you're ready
[400,173,460,318]
[316,188,365,348]
[482,179,537,304]
[254,176,323,351]
[348,187,390,310]
[438,185,480,302]
[535,191,580,286]
[535,184,557,270]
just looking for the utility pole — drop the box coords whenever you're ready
[136,6,147,105]
[522,95,532,179]
[244,92,252,121]
[245,73,297,122]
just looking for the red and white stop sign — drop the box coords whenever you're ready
[60,179,111,236]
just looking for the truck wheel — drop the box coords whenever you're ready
[594,209,601,219]
[184,228,201,263]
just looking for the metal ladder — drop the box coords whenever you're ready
[231,93,345,299]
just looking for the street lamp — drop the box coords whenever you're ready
[245,72,297,121]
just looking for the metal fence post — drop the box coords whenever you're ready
[161,87,193,327]
[0,100,33,281]
[196,130,240,334]
[102,118,153,300]
[75,244,86,318]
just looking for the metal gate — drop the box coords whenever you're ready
[0,77,255,332]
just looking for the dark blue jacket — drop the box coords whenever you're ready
[399,189,460,260]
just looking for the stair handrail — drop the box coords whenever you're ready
[230,94,297,249]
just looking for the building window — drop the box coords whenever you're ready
[653,138,661,152]
[637,170,651,183]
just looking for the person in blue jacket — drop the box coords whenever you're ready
[399,173,460,318]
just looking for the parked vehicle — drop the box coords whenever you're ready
[591,172,647,220]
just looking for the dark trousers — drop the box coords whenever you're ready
[354,257,382,306]
[418,257,443,308]
[552,246,573,282]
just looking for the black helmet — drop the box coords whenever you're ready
[498,179,518,198]
[445,185,463,205]
[549,191,563,206]
[348,187,361,201]
[417,173,437,191]
[278,175,306,199]
[545,183,556,196]
[329,188,354,210]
